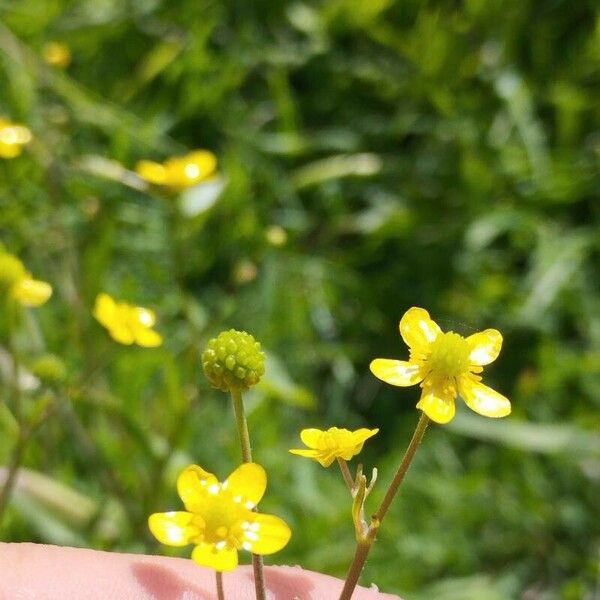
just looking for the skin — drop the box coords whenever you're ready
[0,543,402,600]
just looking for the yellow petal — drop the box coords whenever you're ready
[416,389,456,424]
[93,293,117,327]
[133,327,162,348]
[13,278,52,306]
[459,377,511,418]
[148,511,197,547]
[107,324,135,345]
[177,465,218,510]
[136,160,168,184]
[299,428,324,449]
[350,428,379,448]
[400,307,441,353]
[191,542,238,572]
[223,463,266,507]
[288,448,320,460]
[186,150,217,178]
[0,142,23,158]
[467,329,503,366]
[370,359,422,386]
[242,513,291,555]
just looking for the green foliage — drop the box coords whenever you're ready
[1,1,599,598]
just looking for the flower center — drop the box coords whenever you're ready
[426,331,471,378]
[194,489,248,546]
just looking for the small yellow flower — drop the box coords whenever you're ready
[136,149,217,191]
[42,42,71,68]
[0,251,52,307]
[370,307,511,424]
[93,293,162,347]
[149,463,291,572]
[0,118,32,159]
[289,427,379,467]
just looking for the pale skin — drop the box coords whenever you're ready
[0,543,402,600]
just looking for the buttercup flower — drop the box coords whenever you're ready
[0,118,32,159]
[42,42,71,68]
[370,307,510,424]
[289,427,379,467]
[0,251,52,307]
[149,463,291,572]
[93,293,162,347]
[136,149,217,191]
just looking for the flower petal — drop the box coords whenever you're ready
[13,278,52,306]
[299,428,324,449]
[400,307,442,353]
[191,542,238,572]
[242,513,291,555]
[93,293,116,328]
[148,511,197,547]
[467,329,503,366]
[136,160,167,185]
[416,389,456,424]
[288,448,321,460]
[223,463,266,507]
[177,465,219,510]
[370,359,423,386]
[459,377,511,418]
[107,324,135,345]
[133,327,163,348]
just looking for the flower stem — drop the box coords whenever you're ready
[337,412,430,600]
[372,412,429,524]
[215,571,225,600]
[337,458,354,492]
[229,388,266,600]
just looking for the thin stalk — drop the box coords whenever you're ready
[337,458,354,492]
[338,412,430,600]
[215,571,225,600]
[373,412,429,524]
[0,427,28,524]
[229,388,266,600]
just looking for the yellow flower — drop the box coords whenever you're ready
[0,251,52,307]
[93,293,162,347]
[0,118,32,159]
[149,463,291,572]
[370,307,511,424]
[42,42,71,68]
[136,149,217,191]
[289,427,379,467]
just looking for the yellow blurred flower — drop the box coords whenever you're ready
[0,118,32,159]
[93,293,162,347]
[289,427,379,467]
[0,251,52,307]
[136,149,217,191]
[42,42,71,68]
[370,307,510,424]
[149,463,291,572]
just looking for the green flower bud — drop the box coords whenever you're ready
[202,329,265,392]
[31,354,68,384]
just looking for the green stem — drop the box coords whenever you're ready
[0,427,28,524]
[229,388,266,600]
[337,458,354,492]
[373,412,429,524]
[338,412,430,600]
[215,571,225,600]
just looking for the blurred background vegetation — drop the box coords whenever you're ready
[1,0,599,598]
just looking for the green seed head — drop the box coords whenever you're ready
[202,329,265,392]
